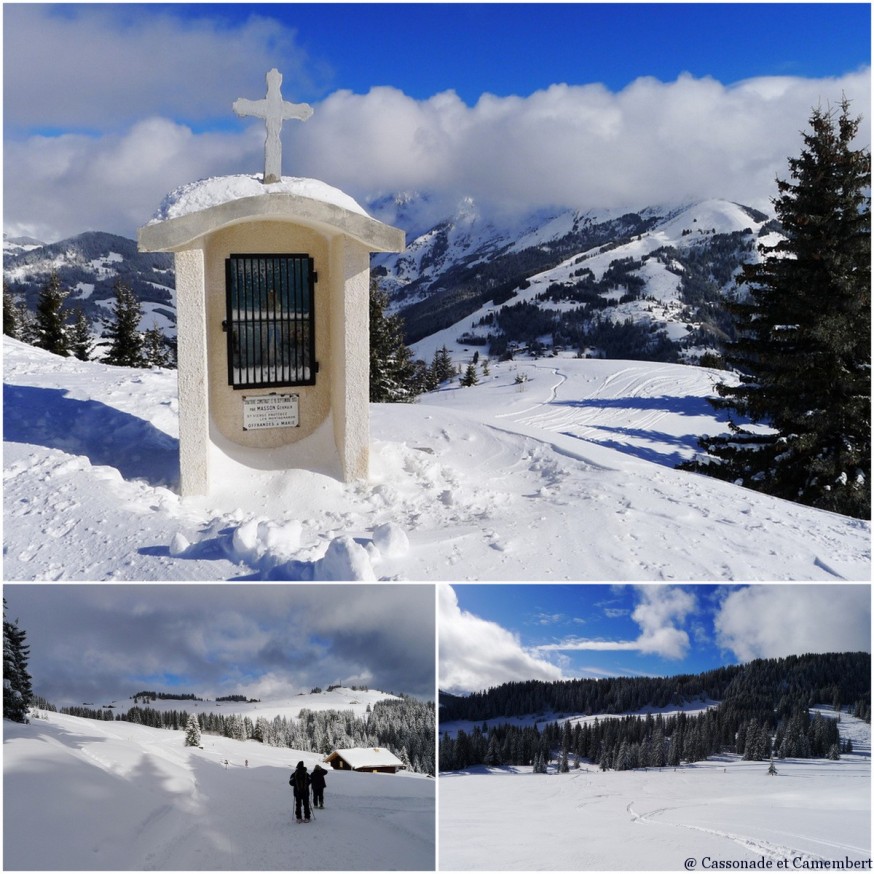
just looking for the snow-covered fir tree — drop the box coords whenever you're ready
[34,271,70,357]
[184,713,202,747]
[369,280,421,403]
[429,345,455,386]
[69,309,94,362]
[3,282,20,338]
[459,362,479,387]
[102,281,144,367]
[3,599,33,723]
[142,325,171,367]
[690,99,870,519]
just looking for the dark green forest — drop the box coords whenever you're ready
[439,652,870,772]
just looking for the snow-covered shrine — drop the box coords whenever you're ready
[138,69,404,496]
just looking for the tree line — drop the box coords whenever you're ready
[440,652,869,724]
[4,274,175,368]
[440,701,852,773]
[439,651,869,772]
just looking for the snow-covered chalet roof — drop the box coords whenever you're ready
[325,747,405,769]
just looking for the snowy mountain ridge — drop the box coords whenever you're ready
[4,195,774,365]
[369,194,775,360]
[3,230,176,343]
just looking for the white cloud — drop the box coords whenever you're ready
[3,5,869,242]
[535,585,697,660]
[439,585,563,694]
[714,585,871,663]
[3,120,258,241]
[297,71,870,219]
[3,5,326,132]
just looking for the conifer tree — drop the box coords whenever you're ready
[3,282,19,338]
[103,282,144,367]
[429,345,456,387]
[34,272,70,356]
[184,713,202,747]
[142,325,171,367]
[459,363,479,387]
[3,599,33,723]
[369,280,420,402]
[69,309,94,361]
[689,100,870,519]
[560,721,571,772]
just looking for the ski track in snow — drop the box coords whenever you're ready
[627,800,826,864]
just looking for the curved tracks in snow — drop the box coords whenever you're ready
[497,361,720,463]
[627,800,869,865]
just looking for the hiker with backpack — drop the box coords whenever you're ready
[310,764,327,809]
[289,761,312,823]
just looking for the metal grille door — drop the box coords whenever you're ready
[225,254,316,389]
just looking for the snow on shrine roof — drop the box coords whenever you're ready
[326,747,405,769]
[149,174,369,223]
[139,174,404,254]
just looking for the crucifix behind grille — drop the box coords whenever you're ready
[225,254,317,389]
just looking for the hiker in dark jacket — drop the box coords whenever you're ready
[290,761,311,822]
[310,764,327,809]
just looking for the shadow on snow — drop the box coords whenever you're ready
[3,383,179,488]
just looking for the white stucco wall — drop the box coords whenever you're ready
[173,247,209,497]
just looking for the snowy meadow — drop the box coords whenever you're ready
[4,692,435,871]
[3,339,869,581]
[439,709,871,871]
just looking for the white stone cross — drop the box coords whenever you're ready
[234,68,313,184]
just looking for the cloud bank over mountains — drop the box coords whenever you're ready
[4,5,869,242]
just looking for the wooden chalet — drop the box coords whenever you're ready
[323,747,405,774]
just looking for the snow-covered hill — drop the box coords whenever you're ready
[439,709,871,871]
[3,710,435,870]
[440,698,720,740]
[3,230,176,342]
[3,338,869,580]
[111,686,401,723]
[372,195,773,359]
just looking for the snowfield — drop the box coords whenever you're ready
[3,338,869,581]
[3,709,435,871]
[439,711,871,871]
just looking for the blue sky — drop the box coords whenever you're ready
[3,4,870,241]
[3,584,436,706]
[439,584,871,694]
[149,3,872,105]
